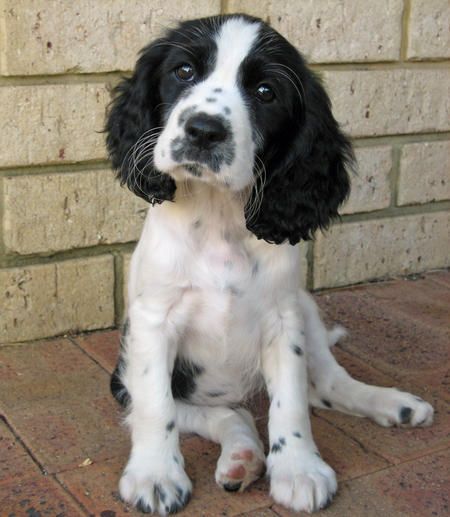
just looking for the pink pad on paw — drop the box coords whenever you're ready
[231,449,254,461]
[226,464,246,479]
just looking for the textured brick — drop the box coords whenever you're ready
[313,212,450,288]
[0,0,221,75]
[341,146,392,214]
[0,256,114,343]
[75,329,120,374]
[0,475,85,516]
[324,69,450,137]
[397,140,450,206]
[407,0,450,59]
[0,420,40,482]
[0,338,109,411]
[226,0,403,62]
[3,170,147,254]
[316,277,450,399]
[0,83,109,167]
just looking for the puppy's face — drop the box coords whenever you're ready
[106,14,353,244]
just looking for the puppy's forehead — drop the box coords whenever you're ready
[212,18,261,83]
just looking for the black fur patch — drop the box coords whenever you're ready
[271,437,286,453]
[291,344,303,356]
[399,406,412,424]
[171,358,204,400]
[166,420,175,432]
[321,399,332,408]
[293,431,302,438]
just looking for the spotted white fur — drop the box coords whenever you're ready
[115,16,434,516]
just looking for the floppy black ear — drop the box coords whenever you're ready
[105,40,176,204]
[247,71,353,245]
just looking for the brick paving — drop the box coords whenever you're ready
[1,272,449,516]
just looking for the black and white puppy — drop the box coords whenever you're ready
[106,14,434,515]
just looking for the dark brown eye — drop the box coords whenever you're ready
[255,84,275,103]
[175,63,195,82]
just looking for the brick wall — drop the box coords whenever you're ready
[1,0,449,343]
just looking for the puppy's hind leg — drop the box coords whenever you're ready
[175,402,266,492]
[299,291,434,428]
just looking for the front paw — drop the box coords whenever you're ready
[119,454,192,515]
[268,449,337,513]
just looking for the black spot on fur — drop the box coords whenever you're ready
[223,481,242,492]
[206,391,227,398]
[110,320,131,407]
[271,437,286,453]
[293,431,302,438]
[223,106,231,115]
[171,357,204,400]
[399,406,412,424]
[206,97,217,102]
[321,399,332,408]
[136,497,153,513]
[213,88,223,93]
[291,344,303,356]
[166,420,175,432]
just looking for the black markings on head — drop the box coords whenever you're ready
[213,88,223,93]
[184,163,202,176]
[178,105,198,126]
[291,344,303,356]
[206,97,217,102]
[166,420,175,432]
[271,437,286,453]
[399,406,412,424]
[321,399,332,408]
[293,431,302,438]
[223,106,231,115]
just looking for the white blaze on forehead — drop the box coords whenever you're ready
[212,18,260,85]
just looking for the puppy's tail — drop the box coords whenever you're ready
[327,325,347,348]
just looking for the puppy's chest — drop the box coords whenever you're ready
[190,232,257,295]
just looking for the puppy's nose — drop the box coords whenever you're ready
[185,113,228,149]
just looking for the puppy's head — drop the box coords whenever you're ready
[106,14,353,244]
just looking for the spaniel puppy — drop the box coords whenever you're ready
[106,14,434,515]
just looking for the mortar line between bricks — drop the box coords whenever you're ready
[0,240,136,269]
[0,414,48,476]
[400,0,412,61]
[315,412,391,466]
[51,473,91,516]
[67,335,112,376]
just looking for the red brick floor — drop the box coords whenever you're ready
[1,272,449,516]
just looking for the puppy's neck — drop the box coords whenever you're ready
[158,180,250,239]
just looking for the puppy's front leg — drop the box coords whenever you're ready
[119,299,192,515]
[262,300,336,513]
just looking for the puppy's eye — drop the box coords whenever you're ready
[255,84,275,103]
[175,64,195,82]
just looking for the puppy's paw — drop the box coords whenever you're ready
[215,438,266,492]
[119,455,192,515]
[268,449,337,513]
[369,388,434,428]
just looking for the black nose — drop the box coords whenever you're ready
[185,113,228,149]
